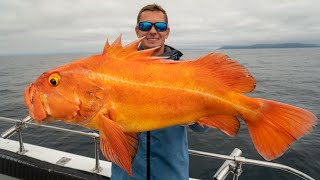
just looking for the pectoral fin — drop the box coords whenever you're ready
[198,115,240,137]
[97,115,139,176]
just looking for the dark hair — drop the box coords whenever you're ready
[137,4,168,24]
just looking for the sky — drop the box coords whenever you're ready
[1,0,320,55]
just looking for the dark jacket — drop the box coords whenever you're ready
[111,45,208,180]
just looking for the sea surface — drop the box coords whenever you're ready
[0,48,319,180]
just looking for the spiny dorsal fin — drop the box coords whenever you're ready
[124,36,145,52]
[102,39,110,55]
[113,34,122,47]
[123,46,160,61]
[109,34,123,54]
[102,35,160,61]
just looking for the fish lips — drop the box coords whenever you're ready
[24,83,47,121]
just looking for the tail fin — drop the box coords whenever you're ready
[243,98,317,160]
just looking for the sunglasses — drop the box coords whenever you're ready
[138,22,168,32]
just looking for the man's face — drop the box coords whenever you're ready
[135,10,170,51]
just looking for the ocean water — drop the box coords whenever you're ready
[0,48,319,179]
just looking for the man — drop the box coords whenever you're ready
[111,4,208,180]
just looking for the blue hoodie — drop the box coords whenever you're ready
[111,45,208,180]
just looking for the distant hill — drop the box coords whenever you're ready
[219,43,320,49]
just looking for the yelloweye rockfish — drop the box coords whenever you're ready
[24,36,317,175]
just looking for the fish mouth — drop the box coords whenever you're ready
[24,83,47,121]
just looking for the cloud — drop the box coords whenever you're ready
[1,0,320,54]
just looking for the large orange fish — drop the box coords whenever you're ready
[24,36,317,176]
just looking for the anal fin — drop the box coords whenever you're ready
[198,115,240,137]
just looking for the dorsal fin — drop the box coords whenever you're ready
[124,46,160,61]
[102,35,160,61]
[102,37,255,93]
[124,36,145,52]
[102,35,123,55]
[109,34,123,54]
[188,53,256,93]
[102,39,110,55]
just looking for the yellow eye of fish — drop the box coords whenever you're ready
[48,73,61,87]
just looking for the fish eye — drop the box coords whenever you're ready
[48,73,61,87]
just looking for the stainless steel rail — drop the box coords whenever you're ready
[1,116,32,139]
[0,116,101,172]
[189,149,315,180]
[0,116,316,180]
[0,116,99,138]
[212,148,243,180]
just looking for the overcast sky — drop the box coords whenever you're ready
[1,0,320,55]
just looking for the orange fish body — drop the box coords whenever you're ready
[24,36,317,176]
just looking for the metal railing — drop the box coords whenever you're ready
[0,116,102,173]
[0,116,316,180]
[189,149,315,180]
